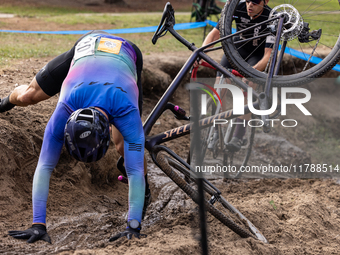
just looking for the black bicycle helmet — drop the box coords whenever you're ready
[64,107,110,163]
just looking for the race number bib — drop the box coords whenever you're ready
[266,35,275,44]
[74,36,98,61]
[97,38,122,55]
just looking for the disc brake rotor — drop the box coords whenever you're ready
[270,4,304,41]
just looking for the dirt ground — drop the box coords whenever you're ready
[1,1,340,255]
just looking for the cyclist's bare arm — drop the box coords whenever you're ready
[9,77,50,106]
[202,27,220,48]
[194,28,220,67]
[252,47,272,71]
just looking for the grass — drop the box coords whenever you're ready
[0,0,338,65]
[0,11,219,66]
[270,0,340,48]
[0,5,90,17]
[269,200,277,210]
[0,34,80,66]
[272,0,340,12]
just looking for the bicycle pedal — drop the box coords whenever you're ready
[241,138,248,146]
[208,138,218,149]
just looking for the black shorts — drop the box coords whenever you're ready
[36,30,144,115]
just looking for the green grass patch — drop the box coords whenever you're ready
[1,0,337,66]
[271,0,340,12]
[0,33,79,66]
[0,5,89,17]
[45,13,171,27]
[0,13,217,66]
[269,200,277,210]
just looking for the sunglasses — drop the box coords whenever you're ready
[246,0,264,5]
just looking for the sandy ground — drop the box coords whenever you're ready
[0,51,339,255]
[0,1,340,254]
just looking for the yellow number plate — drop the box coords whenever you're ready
[97,38,122,54]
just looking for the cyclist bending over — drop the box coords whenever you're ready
[6,32,148,243]
[0,30,151,220]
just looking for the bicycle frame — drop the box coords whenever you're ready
[136,3,310,243]
[144,3,285,149]
[142,4,283,198]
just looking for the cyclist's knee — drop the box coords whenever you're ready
[13,85,37,105]
[14,81,49,106]
[16,90,38,105]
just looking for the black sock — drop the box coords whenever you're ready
[145,174,150,195]
[0,95,15,113]
[233,118,248,139]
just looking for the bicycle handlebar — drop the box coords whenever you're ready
[152,2,175,45]
[152,3,195,50]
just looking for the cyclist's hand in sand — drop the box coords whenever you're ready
[8,224,52,244]
[109,228,147,242]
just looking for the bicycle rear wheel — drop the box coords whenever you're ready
[220,0,340,86]
[156,152,267,242]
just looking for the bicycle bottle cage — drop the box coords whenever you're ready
[298,22,322,43]
[152,2,175,45]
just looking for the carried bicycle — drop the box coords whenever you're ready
[191,0,340,179]
[130,1,339,242]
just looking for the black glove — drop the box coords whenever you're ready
[0,95,15,113]
[109,228,147,242]
[8,224,52,244]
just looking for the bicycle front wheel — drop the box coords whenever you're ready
[156,152,267,241]
[220,0,340,86]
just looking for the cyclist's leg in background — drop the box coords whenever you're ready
[207,55,233,149]
[216,54,233,111]
[238,49,262,124]
[227,50,262,150]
